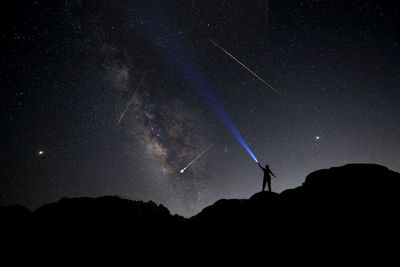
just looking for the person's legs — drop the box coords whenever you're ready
[268,179,271,192]
[262,177,266,192]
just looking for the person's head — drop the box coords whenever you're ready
[265,164,269,169]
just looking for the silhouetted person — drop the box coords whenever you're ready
[258,162,276,192]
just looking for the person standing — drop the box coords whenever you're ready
[257,162,276,192]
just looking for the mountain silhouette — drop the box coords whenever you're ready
[2,163,399,261]
[191,164,399,236]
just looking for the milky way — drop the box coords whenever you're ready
[105,56,212,214]
[2,0,399,217]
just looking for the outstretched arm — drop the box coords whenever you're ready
[257,162,265,170]
[269,170,276,177]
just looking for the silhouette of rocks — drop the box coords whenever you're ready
[189,163,400,244]
[33,195,179,227]
[1,163,399,257]
[1,204,31,221]
[29,195,186,242]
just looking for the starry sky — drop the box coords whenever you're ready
[1,0,399,217]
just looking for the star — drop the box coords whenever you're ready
[1,0,398,219]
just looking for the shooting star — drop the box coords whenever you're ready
[118,73,146,125]
[209,39,280,95]
[180,147,210,173]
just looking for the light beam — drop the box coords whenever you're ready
[139,8,258,162]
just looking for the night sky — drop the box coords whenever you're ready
[2,0,399,217]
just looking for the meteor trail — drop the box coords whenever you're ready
[118,74,146,125]
[180,147,210,173]
[209,39,280,95]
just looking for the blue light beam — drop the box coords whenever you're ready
[138,6,258,162]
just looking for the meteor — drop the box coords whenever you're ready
[209,39,280,95]
[118,74,146,125]
[180,147,210,173]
